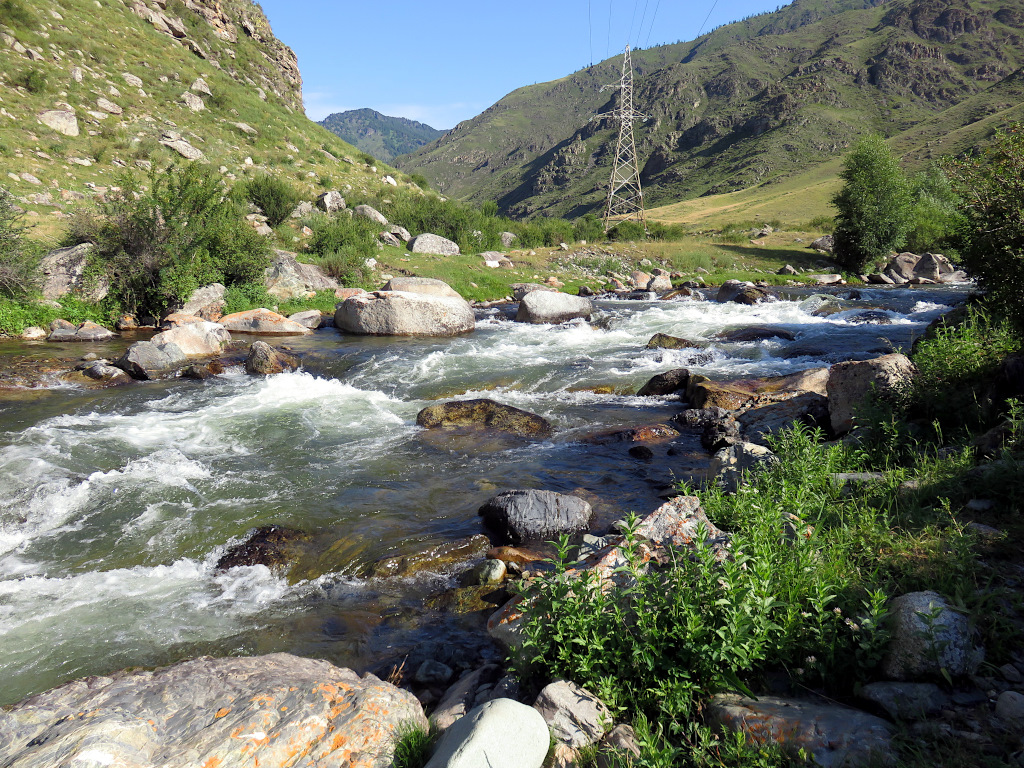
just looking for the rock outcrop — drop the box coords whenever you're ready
[0,654,425,767]
[39,244,109,302]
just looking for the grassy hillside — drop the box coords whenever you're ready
[400,0,1024,220]
[0,0,414,246]
[319,109,444,164]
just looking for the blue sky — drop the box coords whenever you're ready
[259,0,785,129]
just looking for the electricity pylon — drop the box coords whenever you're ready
[599,45,647,232]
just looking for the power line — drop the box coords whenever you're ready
[644,0,662,47]
[636,0,650,47]
[606,0,613,59]
[627,0,640,49]
[697,0,720,38]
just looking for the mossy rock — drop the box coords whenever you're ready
[416,398,553,438]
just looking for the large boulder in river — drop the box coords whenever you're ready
[516,291,592,324]
[219,308,313,335]
[0,654,426,768]
[416,398,553,438]
[479,489,593,545]
[827,353,916,434]
[264,250,339,301]
[150,321,229,357]
[637,368,690,396]
[716,280,771,304]
[408,232,460,256]
[381,276,462,298]
[245,340,299,375]
[511,282,557,301]
[336,291,475,336]
[115,339,188,380]
[39,243,109,302]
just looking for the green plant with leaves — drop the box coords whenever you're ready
[905,165,963,255]
[0,187,39,299]
[236,173,300,227]
[390,722,435,768]
[832,135,913,273]
[945,125,1024,329]
[608,220,647,242]
[67,164,269,316]
[11,67,48,95]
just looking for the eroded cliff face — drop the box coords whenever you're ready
[129,0,302,110]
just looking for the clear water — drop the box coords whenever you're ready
[0,284,968,704]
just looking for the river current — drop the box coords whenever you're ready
[0,284,968,705]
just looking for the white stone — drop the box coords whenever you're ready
[424,699,548,768]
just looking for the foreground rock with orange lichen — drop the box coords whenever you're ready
[0,653,426,768]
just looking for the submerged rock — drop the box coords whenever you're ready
[636,368,690,397]
[215,525,310,571]
[479,489,594,545]
[416,399,553,438]
[646,332,703,349]
[0,654,425,768]
[369,534,491,579]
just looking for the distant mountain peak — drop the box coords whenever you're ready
[319,110,445,163]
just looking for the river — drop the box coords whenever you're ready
[0,284,968,705]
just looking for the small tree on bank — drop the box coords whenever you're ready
[945,125,1024,329]
[831,135,913,273]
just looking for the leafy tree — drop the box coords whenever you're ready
[905,164,963,254]
[67,164,269,316]
[0,187,39,298]
[831,135,913,272]
[945,125,1024,328]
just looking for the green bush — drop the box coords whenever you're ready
[806,214,835,232]
[832,135,913,273]
[0,187,40,299]
[945,125,1024,328]
[408,173,431,191]
[237,174,300,227]
[12,67,48,95]
[572,213,606,243]
[480,200,499,218]
[608,220,646,241]
[0,0,34,28]
[905,165,963,255]
[69,164,270,316]
[645,220,688,241]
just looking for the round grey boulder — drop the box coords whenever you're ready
[335,291,475,337]
[479,489,593,545]
[381,276,462,299]
[884,591,983,680]
[408,233,461,256]
[516,291,592,324]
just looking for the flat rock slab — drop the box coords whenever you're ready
[687,367,829,410]
[381,276,462,298]
[416,399,552,438]
[0,653,426,768]
[709,694,894,768]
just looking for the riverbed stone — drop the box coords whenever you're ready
[516,291,592,324]
[715,326,797,343]
[636,368,690,396]
[150,321,229,357]
[424,698,548,768]
[409,233,460,256]
[245,340,299,375]
[533,680,610,749]
[288,309,329,330]
[737,392,829,445]
[717,280,771,304]
[336,291,475,337]
[0,654,426,768]
[115,339,188,379]
[369,534,491,579]
[646,332,703,350]
[884,591,983,680]
[381,276,462,298]
[858,681,946,721]
[827,353,917,434]
[417,399,552,438]
[708,694,894,768]
[48,321,116,342]
[709,441,777,492]
[511,283,557,301]
[479,489,593,545]
[220,308,313,335]
[431,665,504,730]
[215,525,309,571]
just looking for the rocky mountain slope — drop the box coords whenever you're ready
[0,0,409,241]
[399,0,1024,219]
[319,108,445,163]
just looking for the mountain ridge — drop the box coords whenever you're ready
[319,109,444,163]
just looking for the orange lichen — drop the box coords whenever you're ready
[215,708,231,718]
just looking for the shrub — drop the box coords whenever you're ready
[832,135,913,273]
[408,173,431,191]
[806,214,835,232]
[608,220,646,241]
[74,164,269,316]
[0,0,34,28]
[237,174,300,227]
[0,187,40,299]
[572,213,605,243]
[645,220,687,241]
[12,67,48,95]
[905,165,963,255]
[480,200,499,218]
[945,125,1024,328]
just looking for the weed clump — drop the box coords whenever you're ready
[236,173,300,227]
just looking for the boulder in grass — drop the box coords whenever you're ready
[533,680,610,750]
[381,276,462,299]
[353,204,388,226]
[479,489,593,545]
[827,353,916,434]
[0,654,426,768]
[883,591,983,680]
[516,291,592,324]
[408,232,460,256]
[219,308,313,335]
[335,291,475,337]
[264,250,338,302]
[417,398,552,438]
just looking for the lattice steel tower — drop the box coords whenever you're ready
[601,45,647,232]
